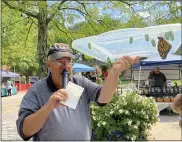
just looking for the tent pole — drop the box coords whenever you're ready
[138,66,142,90]
[14,65,15,84]
[131,68,133,84]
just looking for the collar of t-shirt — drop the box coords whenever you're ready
[46,73,73,92]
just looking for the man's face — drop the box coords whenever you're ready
[154,69,160,74]
[47,57,73,75]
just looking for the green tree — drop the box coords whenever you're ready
[2,0,181,78]
[2,4,38,83]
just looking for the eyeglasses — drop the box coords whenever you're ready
[53,59,73,67]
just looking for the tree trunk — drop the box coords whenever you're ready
[37,3,48,79]
[25,74,29,84]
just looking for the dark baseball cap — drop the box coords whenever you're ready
[47,43,75,61]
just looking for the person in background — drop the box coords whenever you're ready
[95,65,103,84]
[7,81,13,96]
[173,82,179,88]
[102,66,108,81]
[2,81,5,88]
[89,71,97,82]
[171,94,182,128]
[16,43,140,141]
[148,67,167,88]
[85,72,91,80]
[103,69,109,81]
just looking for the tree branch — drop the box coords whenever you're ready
[29,17,38,26]
[48,37,53,44]
[24,21,33,48]
[73,1,100,5]
[135,2,161,12]
[61,7,99,33]
[168,3,180,19]
[2,17,29,29]
[129,1,145,5]
[73,1,115,30]
[2,4,7,10]
[74,0,90,15]
[62,23,76,39]
[118,0,136,14]
[156,6,181,23]
[2,0,39,19]
[53,21,74,41]
[47,0,67,23]
[97,19,115,30]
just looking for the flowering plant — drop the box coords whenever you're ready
[91,91,159,141]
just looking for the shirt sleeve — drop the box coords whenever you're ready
[16,88,40,141]
[148,73,153,79]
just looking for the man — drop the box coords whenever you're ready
[148,67,167,88]
[171,94,182,128]
[7,80,13,96]
[103,67,109,81]
[16,43,140,141]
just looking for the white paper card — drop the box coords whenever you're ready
[60,81,84,109]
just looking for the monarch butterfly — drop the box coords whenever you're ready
[157,37,172,60]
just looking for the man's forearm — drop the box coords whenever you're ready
[23,103,53,138]
[99,69,119,103]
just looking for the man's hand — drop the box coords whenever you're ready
[47,89,68,111]
[98,55,140,103]
[111,56,140,75]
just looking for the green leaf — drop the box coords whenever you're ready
[145,34,149,42]
[165,32,170,40]
[169,31,174,41]
[107,57,111,63]
[129,37,133,44]
[151,39,156,47]
[88,42,92,49]
[171,33,174,41]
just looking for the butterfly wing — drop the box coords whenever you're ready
[157,37,172,60]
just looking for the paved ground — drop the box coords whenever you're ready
[1,90,26,141]
[1,90,182,141]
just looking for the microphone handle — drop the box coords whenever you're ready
[62,70,69,89]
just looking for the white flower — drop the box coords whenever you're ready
[143,122,147,126]
[132,135,136,140]
[133,125,138,129]
[124,102,127,105]
[141,110,146,115]
[93,116,96,120]
[136,121,140,125]
[144,115,148,119]
[119,109,123,114]
[156,112,159,117]
[102,121,106,126]
[125,110,129,114]
[127,120,132,126]
[97,123,100,127]
[110,111,114,114]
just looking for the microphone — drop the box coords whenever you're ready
[62,69,69,89]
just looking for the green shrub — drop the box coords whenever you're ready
[90,91,159,141]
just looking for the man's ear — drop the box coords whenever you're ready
[46,60,51,68]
